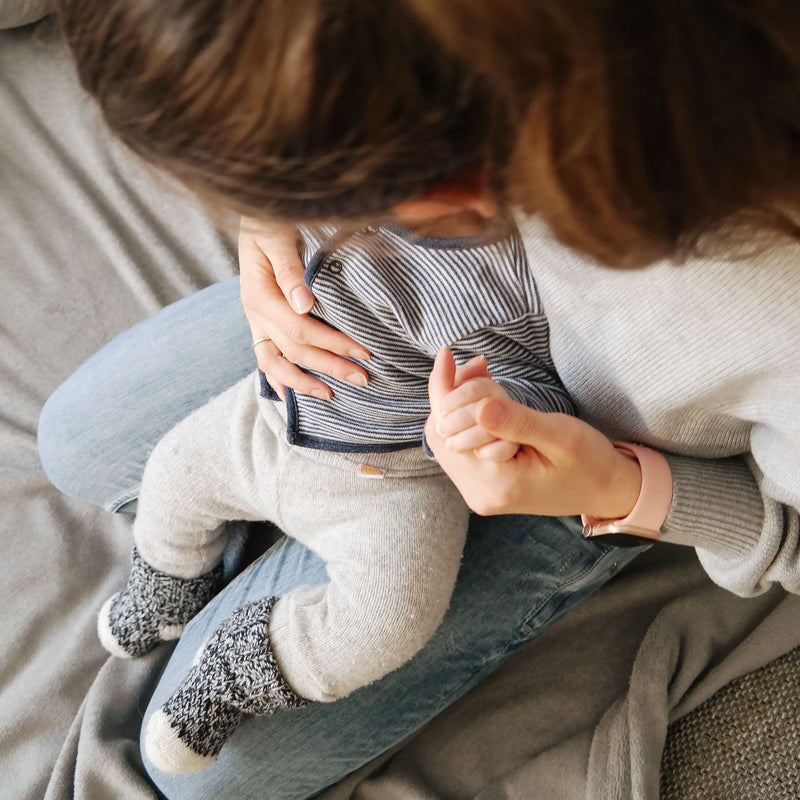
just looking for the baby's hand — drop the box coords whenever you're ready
[435,367,521,462]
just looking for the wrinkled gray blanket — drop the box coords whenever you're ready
[2,18,798,800]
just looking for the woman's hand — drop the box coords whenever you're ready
[426,349,642,518]
[239,218,370,399]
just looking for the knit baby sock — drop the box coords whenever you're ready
[144,596,309,774]
[98,547,222,659]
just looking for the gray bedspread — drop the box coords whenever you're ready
[2,18,799,800]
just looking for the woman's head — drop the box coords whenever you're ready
[58,0,800,266]
[57,0,502,226]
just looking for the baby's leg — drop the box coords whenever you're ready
[272,466,472,702]
[99,372,277,658]
[144,460,470,773]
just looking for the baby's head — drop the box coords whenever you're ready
[58,0,507,226]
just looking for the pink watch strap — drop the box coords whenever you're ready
[582,443,673,540]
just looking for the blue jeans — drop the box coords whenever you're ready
[38,278,643,800]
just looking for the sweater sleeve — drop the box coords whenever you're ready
[660,447,800,597]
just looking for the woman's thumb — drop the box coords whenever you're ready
[476,397,542,445]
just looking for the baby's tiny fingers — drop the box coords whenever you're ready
[444,425,499,452]
[435,404,479,437]
[453,355,490,386]
[474,439,520,462]
[439,377,502,416]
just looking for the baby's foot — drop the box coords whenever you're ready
[144,596,308,774]
[98,547,222,658]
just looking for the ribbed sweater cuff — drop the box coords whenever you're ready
[660,453,764,558]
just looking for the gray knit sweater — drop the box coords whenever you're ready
[518,215,800,597]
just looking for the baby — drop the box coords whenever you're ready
[99,217,574,774]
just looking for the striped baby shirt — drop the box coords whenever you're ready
[260,223,574,452]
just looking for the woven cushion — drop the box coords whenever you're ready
[661,645,800,799]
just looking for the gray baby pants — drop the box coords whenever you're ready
[133,373,470,702]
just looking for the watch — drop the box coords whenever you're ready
[581,443,673,547]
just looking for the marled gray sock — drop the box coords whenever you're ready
[144,596,309,774]
[98,547,222,658]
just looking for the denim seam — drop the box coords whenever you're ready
[518,547,622,634]
[109,488,140,513]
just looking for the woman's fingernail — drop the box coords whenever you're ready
[348,347,370,360]
[291,287,314,313]
[310,387,332,400]
[347,373,368,387]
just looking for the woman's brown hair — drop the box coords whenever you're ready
[58,0,800,266]
[408,0,800,265]
[57,0,501,225]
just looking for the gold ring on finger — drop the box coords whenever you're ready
[251,335,272,350]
